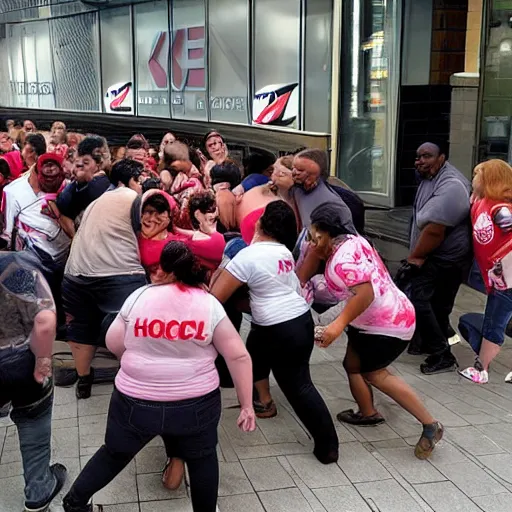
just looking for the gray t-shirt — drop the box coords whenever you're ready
[292,180,356,232]
[410,161,471,263]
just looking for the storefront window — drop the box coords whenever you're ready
[337,0,400,199]
[134,1,170,118]
[7,21,55,109]
[253,0,300,129]
[100,7,134,115]
[171,0,207,121]
[304,0,333,133]
[50,12,100,111]
[479,1,512,163]
[209,0,249,124]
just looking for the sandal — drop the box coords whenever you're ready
[414,421,444,459]
[336,408,385,426]
[253,400,278,419]
[162,457,185,490]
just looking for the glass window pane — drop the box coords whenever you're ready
[100,7,134,115]
[479,1,512,163]
[253,0,300,129]
[171,0,207,121]
[209,0,249,124]
[6,21,55,109]
[50,12,100,111]
[134,1,170,118]
[304,0,333,133]
[337,0,399,196]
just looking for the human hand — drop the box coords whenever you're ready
[406,257,425,268]
[34,357,52,384]
[315,323,342,348]
[237,407,256,432]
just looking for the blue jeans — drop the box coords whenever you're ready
[0,344,56,505]
[65,387,222,512]
[458,288,512,353]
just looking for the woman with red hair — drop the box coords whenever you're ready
[459,159,512,384]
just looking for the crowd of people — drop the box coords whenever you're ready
[1,117,511,512]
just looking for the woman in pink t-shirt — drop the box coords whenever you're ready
[309,203,443,460]
[175,190,226,277]
[63,242,255,512]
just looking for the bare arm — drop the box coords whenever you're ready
[59,214,76,239]
[296,245,322,286]
[31,309,57,383]
[212,317,253,411]
[30,309,56,359]
[105,315,127,359]
[318,282,374,347]
[210,269,244,304]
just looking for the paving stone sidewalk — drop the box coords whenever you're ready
[2,285,512,512]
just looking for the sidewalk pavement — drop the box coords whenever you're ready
[2,285,512,512]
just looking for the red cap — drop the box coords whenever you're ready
[37,152,64,172]
[0,151,23,179]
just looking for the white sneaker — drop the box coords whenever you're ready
[505,371,512,383]
[448,333,461,346]
[459,366,489,384]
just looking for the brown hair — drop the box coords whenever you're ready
[474,159,512,201]
[295,148,329,179]
[278,155,294,171]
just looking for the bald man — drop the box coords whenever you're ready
[404,142,471,374]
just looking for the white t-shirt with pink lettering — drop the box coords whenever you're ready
[325,235,416,340]
[113,283,226,401]
[226,241,309,326]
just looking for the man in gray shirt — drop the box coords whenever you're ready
[291,149,356,310]
[405,142,471,374]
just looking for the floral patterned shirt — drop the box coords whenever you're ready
[325,235,416,340]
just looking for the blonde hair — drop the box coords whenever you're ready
[474,159,512,201]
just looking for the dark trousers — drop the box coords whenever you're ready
[247,311,339,454]
[0,344,56,506]
[409,258,466,356]
[65,388,222,512]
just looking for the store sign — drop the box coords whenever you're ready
[171,26,206,91]
[253,83,298,127]
[148,31,168,89]
[138,92,168,105]
[211,96,246,111]
[104,81,134,114]
[10,81,53,95]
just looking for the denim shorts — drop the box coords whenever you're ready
[482,288,512,345]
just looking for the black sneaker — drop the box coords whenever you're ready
[76,368,95,400]
[24,463,67,512]
[420,353,457,375]
[62,498,103,512]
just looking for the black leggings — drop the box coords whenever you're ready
[247,311,338,454]
[64,388,221,512]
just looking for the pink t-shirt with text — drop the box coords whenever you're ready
[325,235,416,340]
[113,283,226,401]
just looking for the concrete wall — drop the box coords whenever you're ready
[449,72,479,179]
[465,0,482,72]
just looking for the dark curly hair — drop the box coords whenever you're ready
[25,133,47,158]
[160,241,207,287]
[188,191,216,230]
[210,161,241,189]
[110,158,143,187]
[259,200,298,252]
[142,177,162,194]
[77,135,107,164]
[310,202,357,237]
